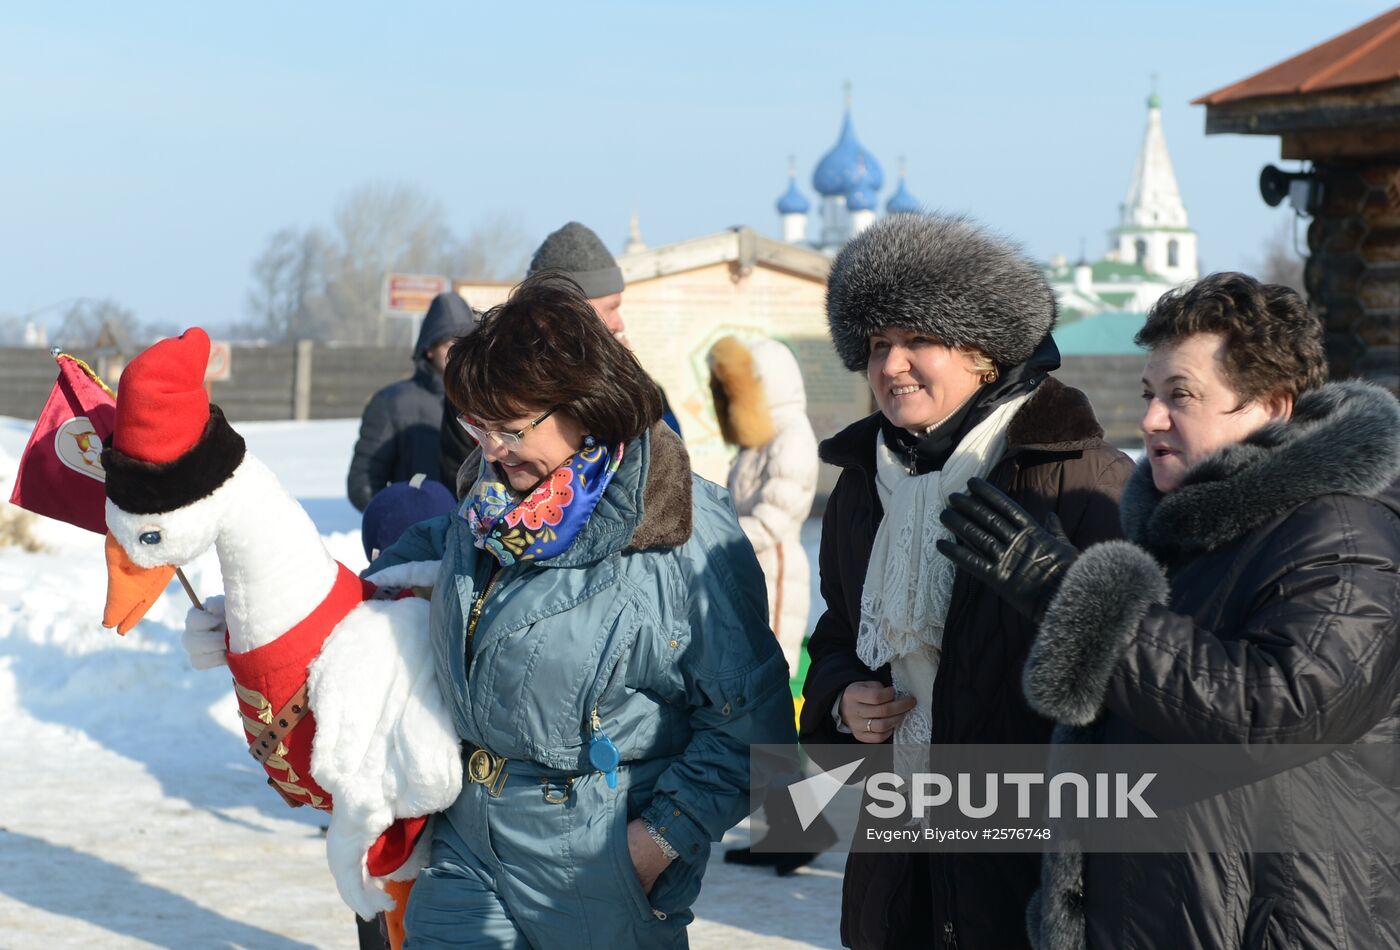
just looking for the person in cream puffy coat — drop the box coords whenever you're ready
[709,335,818,674]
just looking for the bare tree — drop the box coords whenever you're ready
[52,298,140,349]
[244,183,528,344]
[321,183,454,344]
[1250,217,1307,294]
[444,213,531,284]
[239,226,329,342]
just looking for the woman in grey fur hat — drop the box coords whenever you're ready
[799,213,1133,949]
[940,271,1400,949]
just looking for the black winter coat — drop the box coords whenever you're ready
[799,377,1134,950]
[346,363,448,511]
[348,291,472,510]
[1023,381,1400,950]
[440,397,475,491]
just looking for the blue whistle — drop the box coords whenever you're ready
[589,731,620,790]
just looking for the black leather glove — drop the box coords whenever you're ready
[935,477,1078,622]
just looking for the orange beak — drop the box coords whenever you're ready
[103,532,177,635]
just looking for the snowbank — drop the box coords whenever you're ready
[0,415,841,949]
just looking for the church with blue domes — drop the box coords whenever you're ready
[775,89,922,252]
[776,86,1200,333]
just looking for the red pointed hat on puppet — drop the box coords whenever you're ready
[102,327,246,515]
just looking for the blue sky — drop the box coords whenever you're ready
[1,1,1389,333]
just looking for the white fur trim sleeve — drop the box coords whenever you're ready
[1022,541,1169,727]
[362,559,443,590]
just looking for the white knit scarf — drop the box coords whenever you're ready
[855,394,1029,746]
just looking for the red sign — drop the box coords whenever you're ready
[385,274,450,316]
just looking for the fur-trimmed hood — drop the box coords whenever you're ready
[825,213,1058,372]
[708,336,807,448]
[1122,380,1400,562]
[708,336,774,448]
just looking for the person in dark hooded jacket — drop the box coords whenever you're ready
[347,291,473,511]
[939,272,1400,949]
[799,214,1133,950]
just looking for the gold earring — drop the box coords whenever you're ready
[980,368,999,384]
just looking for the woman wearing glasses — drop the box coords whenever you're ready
[365,272,795,949]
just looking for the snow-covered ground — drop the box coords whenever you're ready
[0,416,843,950]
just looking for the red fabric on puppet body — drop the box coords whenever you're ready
[99,328,461,920]
[223,563,429,877]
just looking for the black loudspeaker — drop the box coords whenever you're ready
[1259,165,1292,208]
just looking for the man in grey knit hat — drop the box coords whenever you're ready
[528,221,629,344]
[527,221,682,436]
[437,223,682,496]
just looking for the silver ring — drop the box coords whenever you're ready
[865,718,873,733]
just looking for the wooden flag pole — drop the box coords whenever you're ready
[175,568,204,611]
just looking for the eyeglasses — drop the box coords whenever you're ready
[456,406,558,449]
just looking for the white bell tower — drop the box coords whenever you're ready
[1111,83,1198,286]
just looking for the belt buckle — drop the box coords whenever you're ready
[467,746,508,797]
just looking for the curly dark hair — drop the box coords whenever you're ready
[444,271,663,446]
[1135,271,1327,401]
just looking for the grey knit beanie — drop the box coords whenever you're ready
[527,222,624,299]
[826,213,1058,372]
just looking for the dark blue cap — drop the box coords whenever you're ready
[361,474,456,560]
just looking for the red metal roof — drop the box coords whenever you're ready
[1195,6,1400,105]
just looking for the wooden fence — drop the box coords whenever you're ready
[0,346,1148,448]
[0,343,414,424]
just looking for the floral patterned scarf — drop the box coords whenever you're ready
[461,443,624,566]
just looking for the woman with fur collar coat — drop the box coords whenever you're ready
[708,335,819,673]
[368,275,794,948]
[799,214,1133,949]
[940,272,1400,949]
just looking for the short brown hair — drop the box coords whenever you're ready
[444,271,663,445]
[1135,271,1327,401]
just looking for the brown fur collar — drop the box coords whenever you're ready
[1004,375,1105,450]
[626,422,693,551]
[708,336,774,448]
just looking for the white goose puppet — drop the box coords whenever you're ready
[98,328,462,921]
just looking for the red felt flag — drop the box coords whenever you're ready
[9,352,117,534]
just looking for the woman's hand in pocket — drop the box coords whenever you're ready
[626,819,674,895]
